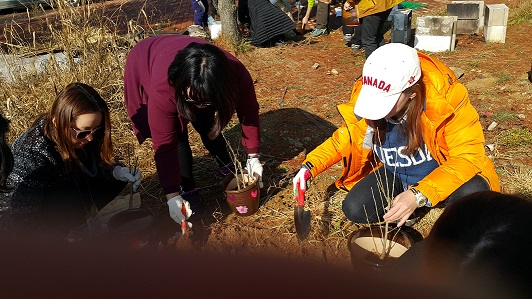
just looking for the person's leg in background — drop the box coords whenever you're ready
[361,8,392,58]
[209,0,218,20]
[351,20,362,50]
[310,0,331,37]
[190,0,209,27]
[342,17,355,44]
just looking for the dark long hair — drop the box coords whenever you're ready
[371,77,426,156]
[44,83,114,169]
[168,42,237,139]
[424,191,532,298]
[0,114,13,192]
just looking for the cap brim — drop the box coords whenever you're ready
[354,86,401,120]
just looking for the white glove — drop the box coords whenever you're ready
[293,166,311,193]
[167,195,193,224]
[113,166,142,191]
[245,156,263,188]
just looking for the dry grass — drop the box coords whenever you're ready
[0,2,161,205]
[0,7,204,255]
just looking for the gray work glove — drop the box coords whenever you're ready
[113,166,142,191]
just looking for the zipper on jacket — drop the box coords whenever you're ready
[339,154,352,191]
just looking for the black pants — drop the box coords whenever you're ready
[177,108,231,192]
[342,20,362,45]
[210,0,218,17]
[361,9,392,58]
[342,166,491,223]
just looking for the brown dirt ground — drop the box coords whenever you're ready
[163,0,532,271]
[1,0,531,271]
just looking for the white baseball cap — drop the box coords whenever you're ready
[354,43,422,120]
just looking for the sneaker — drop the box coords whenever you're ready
[351,44,362,51]
[309,28,329,37]
[274,40,286,47]
[343,33,353,43]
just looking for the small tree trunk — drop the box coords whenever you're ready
[218,0,241,43]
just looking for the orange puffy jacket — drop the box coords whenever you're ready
[302,53,500,206]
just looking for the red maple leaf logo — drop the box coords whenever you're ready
[408,76,415,84]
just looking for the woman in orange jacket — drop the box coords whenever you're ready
[293,43,499,226]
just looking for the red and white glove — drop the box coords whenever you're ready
[245,155,263,188]
[167,195,193,226]
[292,166,311,194]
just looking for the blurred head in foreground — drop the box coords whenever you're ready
[424,190,532,299]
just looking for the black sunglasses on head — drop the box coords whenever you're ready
[71,126,103,139]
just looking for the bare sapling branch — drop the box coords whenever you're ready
[368,125,401,260]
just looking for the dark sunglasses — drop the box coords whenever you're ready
[182,91,213,107]
[71,126,103,139]
[185,97,213,107]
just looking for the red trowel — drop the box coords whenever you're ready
[294,177,311,240]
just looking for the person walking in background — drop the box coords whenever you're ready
[191,0,209,28]
[0,83,140,238]
[344,0,399,57]
[292,43,499,226]
[307,0,332,37]
[342,13,362,51]
[123,35,263,226]
[307,0,356,39]
[209,0,219,20]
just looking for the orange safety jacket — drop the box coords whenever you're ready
[302,53,500,206]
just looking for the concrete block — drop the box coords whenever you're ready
[416,16,457,36]
[484,4,509,27]
[391,28,413,45]
[391,9,412,31]
[456,19,481,34]
[447,1,484,19]
[414,34,457,52]
[484,25,506,43]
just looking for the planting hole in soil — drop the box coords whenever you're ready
[348,225,414,271]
